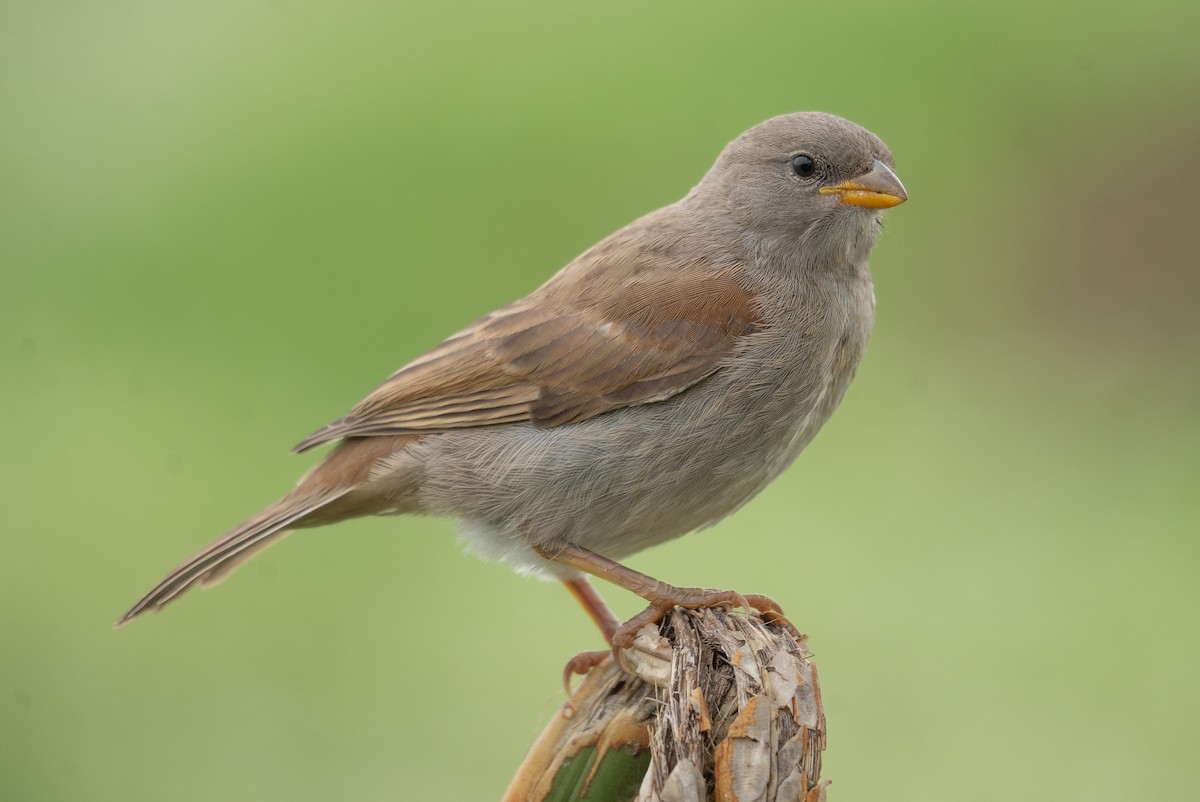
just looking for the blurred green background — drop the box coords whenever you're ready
[3,1,1198,799]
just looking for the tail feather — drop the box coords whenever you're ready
[115,487,353,626]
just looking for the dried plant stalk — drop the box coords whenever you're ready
[504,608,828,802]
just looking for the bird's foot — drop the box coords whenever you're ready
[612,588,798,650]
[541,546,801,690]
[559,588,798,694]
[560,649,612,696]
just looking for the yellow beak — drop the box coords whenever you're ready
[819,159,907,209]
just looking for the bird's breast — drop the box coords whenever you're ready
[415,269,875,565]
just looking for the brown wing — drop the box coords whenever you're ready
[294,241,761,453]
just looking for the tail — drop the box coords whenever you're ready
[115,486,353,626]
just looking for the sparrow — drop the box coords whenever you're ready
[118,112,907,663]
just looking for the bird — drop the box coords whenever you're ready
[118,111,907,664]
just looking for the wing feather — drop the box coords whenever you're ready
[294,227,761,453]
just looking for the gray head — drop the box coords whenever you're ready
[696,112,906,248]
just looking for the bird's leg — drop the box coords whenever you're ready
[562,576,620,644]
[558,576,620,692]
[535,542,799,656]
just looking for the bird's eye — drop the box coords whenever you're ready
[791,154,816,178]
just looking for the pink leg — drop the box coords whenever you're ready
[537,543,798,654]
[562,576,620,644]
[558,576,620,693]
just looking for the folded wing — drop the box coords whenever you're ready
[295,245,761,452]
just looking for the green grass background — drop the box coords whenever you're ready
[3,1,1198,799]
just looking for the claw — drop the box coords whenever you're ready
[541,543,801,683]
[561,649,611,696]
[611,590,793,649]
